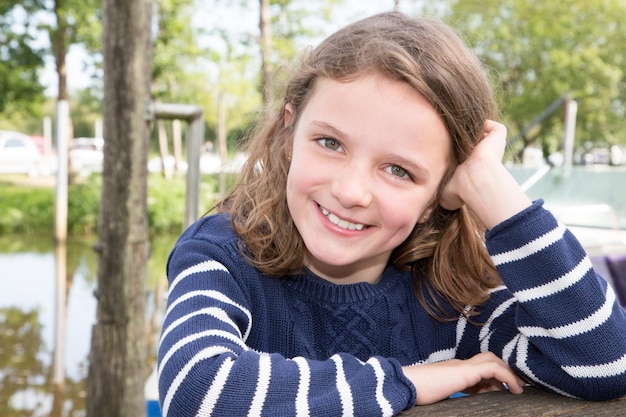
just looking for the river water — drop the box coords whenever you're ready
[0,233,177,416]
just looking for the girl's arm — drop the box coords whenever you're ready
[438,120,626,401]
[481,202,626,400]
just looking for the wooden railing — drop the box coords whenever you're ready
[398,386,625,416]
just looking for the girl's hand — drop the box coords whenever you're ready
[402,352,526,405]
[439,120,532,229]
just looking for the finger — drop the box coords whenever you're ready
[483,119,506,136]
[469,354,525,394]
[506,374,527,394]
[463,378,508,395]
[499,372,525,394]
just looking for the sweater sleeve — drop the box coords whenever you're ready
[481,200,626,400]
[157,231,416,417]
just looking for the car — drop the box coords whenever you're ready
[0,130,45,176]
[199,151,248,174]
[199,152,221,174]
[70,137,104,177]
[147,155,189,175]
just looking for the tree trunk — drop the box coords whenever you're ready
[53,0,68,102]
[86,0,152,416]
[53,0,76,180]
[259,0,272,105]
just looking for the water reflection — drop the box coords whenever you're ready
[0,233,176,416]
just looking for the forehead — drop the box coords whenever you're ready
[301,76,449,145]
[295,75,452,176]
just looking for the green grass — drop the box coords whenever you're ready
[0,173,225,236]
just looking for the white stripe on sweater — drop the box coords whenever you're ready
[491,224,566,266]
[426,348,455,363]
[518,288,616,339]
[293,357,311,417]
[513,257,592,302]
[162,346,235,416]
[198,356,235,416]
[563,352,626,378]
[480,295,516,352]
[169,260,229,295]
[159,329,247,377]
[456,309,469,348]
[248,354,272,416]
[332,355,354,417]
[501,334,520,363]
[166,289,253,341]
[367,358,394,417]
[514,336,574,398]
[160,306,242,345]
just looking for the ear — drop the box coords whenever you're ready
[284,103,294,127]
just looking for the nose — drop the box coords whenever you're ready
[330,161,373,208]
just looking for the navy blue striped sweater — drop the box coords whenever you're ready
[158,200,626,416]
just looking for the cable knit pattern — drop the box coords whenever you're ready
[158,200,626,416]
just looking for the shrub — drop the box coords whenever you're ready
[0,173,222,236]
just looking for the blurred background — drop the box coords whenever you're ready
[1,0,625,415]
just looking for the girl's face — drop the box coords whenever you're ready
[285,75,451,284]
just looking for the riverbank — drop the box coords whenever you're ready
[0,173,221,236]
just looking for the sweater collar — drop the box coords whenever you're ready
[283,266,409,303]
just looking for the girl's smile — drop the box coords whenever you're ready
[285,74,451,284]
[319,204,368,231]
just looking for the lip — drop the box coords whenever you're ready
[316,203,370,233]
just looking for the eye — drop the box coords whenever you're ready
[385,165,411,179]
[317,137,343,152]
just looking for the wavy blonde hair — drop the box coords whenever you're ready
[218,12,502,320]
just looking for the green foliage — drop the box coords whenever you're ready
[0,182,54,234]
[442,0,626,159]
[152,0,203,100]
[147,174,220,233]
[0,0,102,134]
[0,1,46,114]
[0,178,101,235]
[0,174,221,236]
[67,177,102,234]
[72,88,104,138]
[7,0,624,164]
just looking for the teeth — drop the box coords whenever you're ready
[320,206,365,231]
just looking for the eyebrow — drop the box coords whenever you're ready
[310,121,346,140]
[310,120,432,180]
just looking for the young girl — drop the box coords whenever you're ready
[158,11,626,416]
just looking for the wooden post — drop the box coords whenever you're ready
[185,110,204,228]
[217,92,227,196]
[151,102,204,229]
[563,97,578,173]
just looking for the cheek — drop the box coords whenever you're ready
[285,161,309,206]
[379,193,429,233]
[387,207,421,233]
[288,147,324,190]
